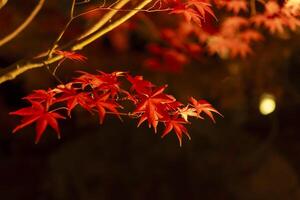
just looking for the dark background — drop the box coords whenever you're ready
[0,0,300,199]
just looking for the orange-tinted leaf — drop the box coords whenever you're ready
[177,105,199,122]
[189,97,222,123]
[186,0,216,20]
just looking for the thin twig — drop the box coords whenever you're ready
[87,6,172,13]
[73,2,170,22]
[43,61,64,84]
[52,59,65,76]
[108,0,119,8]
[0,0,46,47]
[75,0,90,5]
[47,20,72,57]
[70,0,76,18]
[79,0,131,39]
[48,0,77,58]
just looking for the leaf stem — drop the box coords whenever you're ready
[79,0,131,39]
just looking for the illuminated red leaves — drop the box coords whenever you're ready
[170,0,216,26]
[10,70,221,146]
[127,75,154,95]
[251,1,300,34]
[23,89,56,107]
[73,71,123,96]
[144,0,300,73]
[90,92,122,124]
[217,0,248,14]
[55,83,92,115]
[9,102,65,144]
[196,16,263,58]
[132,85,176,132]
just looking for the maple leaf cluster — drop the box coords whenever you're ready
[10,70,221,146]
[251,1,300,34]
[168,0,216,25]
[144,0,300,72]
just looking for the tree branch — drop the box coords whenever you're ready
[72,0,152,50]
[0,0,45,47]
[0,0,8,10]
[0,0,153,85]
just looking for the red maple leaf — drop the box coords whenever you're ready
[133,85,176,132]
[161,116,190,147]
[73,71,104,89]
[186,0,216,20]
[23,89,57,107]
[55,83,92,115]
[9,101,65,143]
[171,5,203,25]
[95,71,124,97]
[126,75,155,95]
[89,92,122,124]
[189,97,222,123]
[54,50,87,62]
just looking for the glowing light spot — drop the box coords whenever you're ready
[259,93,276,115]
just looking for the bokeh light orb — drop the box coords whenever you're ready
[259,93,276,115]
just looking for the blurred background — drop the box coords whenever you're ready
[1,0,300,199]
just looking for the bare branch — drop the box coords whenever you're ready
[0,0,46,47]
[0,0,153,85]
